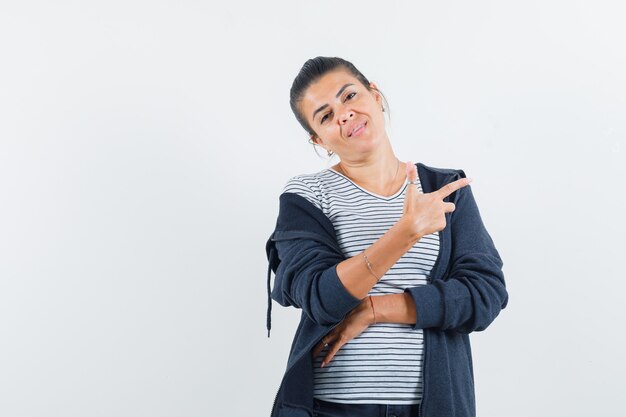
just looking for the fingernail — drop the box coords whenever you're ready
[467,178,473,183]
[321,362,325,368]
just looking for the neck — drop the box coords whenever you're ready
[335,149,404,192]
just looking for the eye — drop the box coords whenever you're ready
[320,92,356,124]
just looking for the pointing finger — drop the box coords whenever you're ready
[434,177,473,200]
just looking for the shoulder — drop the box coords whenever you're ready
[281,171,326,211]
[417,162,465,177]
[416,162,467,201]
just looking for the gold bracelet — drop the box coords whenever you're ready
[362,252,381,282]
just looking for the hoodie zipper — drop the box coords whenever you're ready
[417,175,457,417]
[418,270,436,417]
[418,225,445,417]
[270,378,282,417]
[419,308,429,417]
[270,321,342,417]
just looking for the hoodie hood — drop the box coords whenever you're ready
[265,192,344,337]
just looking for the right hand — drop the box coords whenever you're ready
[401,161,472,241]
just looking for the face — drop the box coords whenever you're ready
[299,69,385,159]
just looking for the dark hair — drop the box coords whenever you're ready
[289,56,390,142]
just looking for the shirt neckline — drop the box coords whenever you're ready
[326,168,409,200]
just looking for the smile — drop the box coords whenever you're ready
[349,121,367,137]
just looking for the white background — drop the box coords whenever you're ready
[1,1,624,416]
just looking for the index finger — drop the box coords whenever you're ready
[433,177,473,199]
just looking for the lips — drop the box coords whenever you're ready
[348,121,367,137]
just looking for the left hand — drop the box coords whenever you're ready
[311,297,375,368]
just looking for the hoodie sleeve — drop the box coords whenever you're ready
[268,186,364,327]
[272,237,364,326]
[404,172,509,333]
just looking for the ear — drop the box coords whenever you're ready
[310,134,324,147]
[369,82,382,104]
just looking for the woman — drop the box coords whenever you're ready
[265,56,508,417]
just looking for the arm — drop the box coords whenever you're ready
[273,219,418,326]
[369,293,417,325]
[403,181,509,333]
[273,237,362,326]
[334,218,416,300]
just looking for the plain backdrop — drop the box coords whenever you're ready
[0,1,624,416]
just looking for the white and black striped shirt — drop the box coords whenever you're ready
[281,167,440,405]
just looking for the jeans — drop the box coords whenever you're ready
[312,398,421,417]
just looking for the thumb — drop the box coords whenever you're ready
[404,161,417,211]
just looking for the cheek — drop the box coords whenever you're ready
[322,122,339,133]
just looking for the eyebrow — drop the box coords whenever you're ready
[311,83,355,122]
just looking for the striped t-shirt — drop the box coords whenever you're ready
[281,167,440,405]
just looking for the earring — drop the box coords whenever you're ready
[327,149,334,157]
[382,106,385,112]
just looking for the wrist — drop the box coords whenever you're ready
[394,217,423,245]
[360,296,376,325]
[369,293,415,325]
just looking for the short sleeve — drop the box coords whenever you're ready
[281,176,323,211]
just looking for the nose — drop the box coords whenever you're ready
[339,109,354,125]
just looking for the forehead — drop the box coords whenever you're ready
[301,70,362,118]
